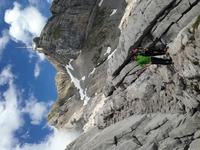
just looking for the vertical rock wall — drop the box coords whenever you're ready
[66,0,200,149]
[37,0,200,149]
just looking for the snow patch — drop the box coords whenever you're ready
[81,76,86,81]
[98,0,104,6]
[104,47,111,55]
[65,60,90,104]
[67,59,74,70]
[107,49,117,60]
[110,9,117,16]
[83,88,90,105]
[88,68,96,77]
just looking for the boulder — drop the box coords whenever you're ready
[188,139,200,150]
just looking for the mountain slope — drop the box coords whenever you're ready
[35,0,200,149]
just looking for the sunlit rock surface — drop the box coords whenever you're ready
[36,0,200,149]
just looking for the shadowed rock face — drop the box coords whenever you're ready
[37,0,98,71]
[46,0,126,131]
[37,0,200,149]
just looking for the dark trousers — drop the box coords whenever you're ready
[144,48,166,56]
[151,57,172,65]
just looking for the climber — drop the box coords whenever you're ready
[130,46,168,57]
[133,55,172,68]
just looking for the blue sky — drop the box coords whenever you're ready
[0,0,80,150]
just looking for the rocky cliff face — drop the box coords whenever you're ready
[37,0,200,149]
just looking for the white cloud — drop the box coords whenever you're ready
[22,95,49,125]
[47,0,53,3]
[0,66,23,150]
[16,128,81,150]
[3,2,49,79]
[0,30,10,58]
[0,66,81,150]
[34,54,46,78]
[0,65,14,86]
[34,63,40,79]
[4,2,48,78]
[37,53,46,61]
[34,52,46,78]
[4,2,47,45]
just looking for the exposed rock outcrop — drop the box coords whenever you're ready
[37,0,200,149]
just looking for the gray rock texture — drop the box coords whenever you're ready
[36,0,200,149]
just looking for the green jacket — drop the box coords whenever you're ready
[136,55,151,66]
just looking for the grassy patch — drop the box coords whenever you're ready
[181,44,185,50]
[189,35,195,41]
[92,47,103,65]
[191,15,200,37]
[192,15,200,30]
[47,83,74,121]
[191,82,200,93]
[192,61,199,66]
[52,24,61,40]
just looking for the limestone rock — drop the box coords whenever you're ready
[194,130,200,139]
[188,139,200,150]
[39,0,99,70]
[169,112,200,138]
[158,138,181,150]
[66,115,147,150]
[37,0,200,149]
[144,114,168,134]
[137,143,158,150]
